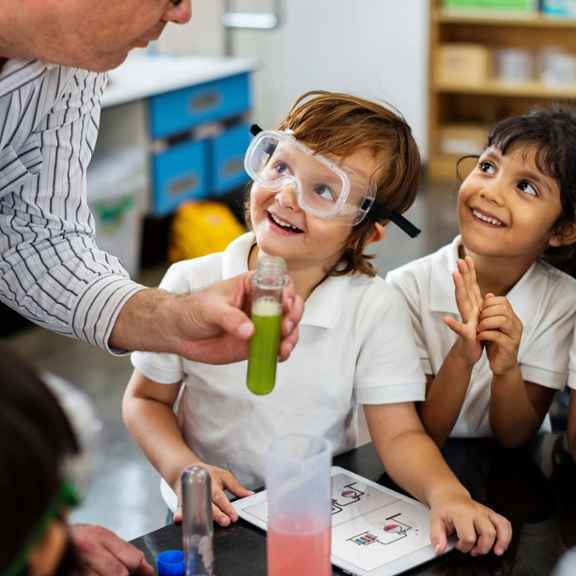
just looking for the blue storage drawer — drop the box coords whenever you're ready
[149,73,250,139]
[151,139,208,216]
[211,124,251,195]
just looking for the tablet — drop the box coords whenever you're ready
[232,466,452,576]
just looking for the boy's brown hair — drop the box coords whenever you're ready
[246,90,420,276]
[277,90,421,276]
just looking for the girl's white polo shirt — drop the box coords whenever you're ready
[132,232,425,500]
[387,236,576,438]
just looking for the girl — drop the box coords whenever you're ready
[123,91,511,556]
[388,106,576,448]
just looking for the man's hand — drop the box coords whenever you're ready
[71,524,154,576]
[111,272,304,364]
[443,257,483,366]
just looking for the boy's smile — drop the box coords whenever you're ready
[265,208,304,235]
[458,145,563,264]
[250,180,351,276]
[249,147,379,290]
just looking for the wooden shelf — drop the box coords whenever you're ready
[435,80,576,98]
[435,9,576,28]
[428,154,462,181]
[427,0,576,182]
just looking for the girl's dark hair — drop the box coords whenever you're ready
[487,105,576,273]
[0,343,79,572]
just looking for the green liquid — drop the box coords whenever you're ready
[247,311,282,395]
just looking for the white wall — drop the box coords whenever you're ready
[157,0,429,157]
[156,0,224,56]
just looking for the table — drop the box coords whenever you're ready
[131,436,576,575]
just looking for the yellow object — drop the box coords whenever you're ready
[169,201,245,262]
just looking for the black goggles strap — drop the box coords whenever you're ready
[250,124,263,136]
[370,203,421,238]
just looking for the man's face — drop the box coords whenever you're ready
[5,0,192,71]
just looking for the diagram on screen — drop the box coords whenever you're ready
[234,469,436,574]
[347,513,413,547]
[332,482,366,515]
[330,473,431,571]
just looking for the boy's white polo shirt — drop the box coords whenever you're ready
[132,232,425,504]
[387,236,576,438]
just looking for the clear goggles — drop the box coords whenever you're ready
[244,126,420,237]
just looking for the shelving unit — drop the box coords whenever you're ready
[428,0,576,180]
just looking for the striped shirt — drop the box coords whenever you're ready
[0,60,144,351]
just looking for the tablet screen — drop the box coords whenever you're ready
[233,467,450,576]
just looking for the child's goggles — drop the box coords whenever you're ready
[244,127,420,236]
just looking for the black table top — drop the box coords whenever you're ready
[131,436,576,575]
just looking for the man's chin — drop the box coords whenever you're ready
[85,50,130,72]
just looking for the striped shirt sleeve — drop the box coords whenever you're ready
[0,60,144,352]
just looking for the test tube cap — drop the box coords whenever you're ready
[157,550,185,576]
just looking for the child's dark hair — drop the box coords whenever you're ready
[246,90,421,276]
[487,105,576,273]
[0,344,79,572]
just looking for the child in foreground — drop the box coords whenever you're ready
[0,344,153,576]
[123,90,511,556]
[388,106,576,448]
[0,344,83,576]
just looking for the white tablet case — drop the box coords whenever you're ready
[233,466,451,576]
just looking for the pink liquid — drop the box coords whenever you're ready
[267,522,331,576]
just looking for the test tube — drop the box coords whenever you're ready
[181,466,214,576]
[246,255,287,395]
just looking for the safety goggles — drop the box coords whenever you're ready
[244,126,420,237]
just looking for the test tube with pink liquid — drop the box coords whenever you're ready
[265,434,332,576]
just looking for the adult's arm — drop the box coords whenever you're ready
[0,63,143,350]
[0,63,303,360]
[111,275,302,363]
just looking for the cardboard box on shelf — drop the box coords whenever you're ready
[437,44,490,85]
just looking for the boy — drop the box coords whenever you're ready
[124,91,511,556]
